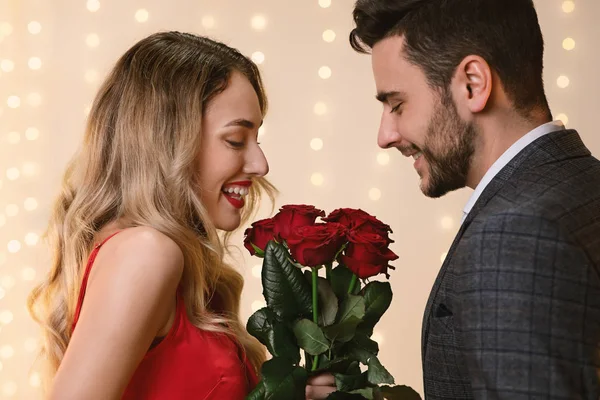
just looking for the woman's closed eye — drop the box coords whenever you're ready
[226,140,245,149]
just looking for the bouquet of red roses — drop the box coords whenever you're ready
[243,205,421,400]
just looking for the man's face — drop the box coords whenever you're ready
[371,35,477,198]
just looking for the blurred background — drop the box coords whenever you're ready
[0,0,598,398]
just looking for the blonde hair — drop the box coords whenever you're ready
[27,31,276,389]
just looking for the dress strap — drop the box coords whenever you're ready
[71,231,122,333]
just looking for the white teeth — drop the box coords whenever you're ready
[413,152,423,160]
[222,186,249,197]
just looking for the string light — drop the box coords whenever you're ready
[25,127,40,141]
[21,268,36,281]
[135,9,149,23]
[318,66,332,79]
[556,113,569,125]
[27,21,42,35]
[7,240,21,253]
[0,311,13,324]
[313,101,328,115]
[29,372,41,388]
[562,1,575,13]
[84,69,99,83]
[0,345,14,359]
[1,381,17,397]
[28,57,42,70]
[310,173,324,186]
[7,96,21,108]
[0,288,5,300]
[0,22,13,37]
[86,0,100,12]
[251,51,265,64]
[24,233,39,246]
[251,15,267,31]
[24,198,38,211]
[310,138,324,151]
[322,29,336,42]
[6,167,20,180]
[252,265,262,278]
[441,216,454,230]
[319,0,332,8]
[201,15,216,29]
[86,33,100,47]
[440,252,447,263]
[557,75,570,88]
[1,59,14,72]
[377,152,390,165]
[258,125,266,137]
[369,188,382,201]
[562,37,575,51]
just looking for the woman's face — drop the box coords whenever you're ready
[197,71,269,231]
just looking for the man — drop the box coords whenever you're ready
[349,0,600,398]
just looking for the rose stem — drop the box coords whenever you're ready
[347,274,358,294]
[312,267,319,371]
[326,262,332,281]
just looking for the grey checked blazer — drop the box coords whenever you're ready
[421,129,600,399]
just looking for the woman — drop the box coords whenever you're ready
[28,32,335,399]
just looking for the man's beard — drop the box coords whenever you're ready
[419,93,477,198]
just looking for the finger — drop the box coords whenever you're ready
[305,384,337,400]
[306,373,336,386]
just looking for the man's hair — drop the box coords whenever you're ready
[350,0,551,118]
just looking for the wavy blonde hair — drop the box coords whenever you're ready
[27,31,276,389]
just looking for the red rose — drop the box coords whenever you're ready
[244,218,276,256]
[286,223,347,267]
[323,208,392,241]
[272,204,325,241]
[340,230,398,279]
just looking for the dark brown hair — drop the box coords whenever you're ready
[350,0,551,118]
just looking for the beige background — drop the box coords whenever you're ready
[0,0,598,398]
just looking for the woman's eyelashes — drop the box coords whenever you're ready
[226,139,245,149]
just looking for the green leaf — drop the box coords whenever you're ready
[379,385,422,400]
[246,308,301,364]
[323,316,361,344]
[326,392,367,400]
[292,319,330,356]
[317,277,338,327]
[330,264,361,299]
[360,281,393,336]
[367,356,394,385]
[333,372,368,391]
[313,356,353,374]
[350,387,374,400]
[345,333,379,364]
[336,294,366,324]
[345,360,362,376]
[263,241,313,320]
[261,357,308,400]
[246,380,266,400]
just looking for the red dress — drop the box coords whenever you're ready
[71,232,259,399]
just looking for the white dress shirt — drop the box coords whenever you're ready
[461,120,566,224]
